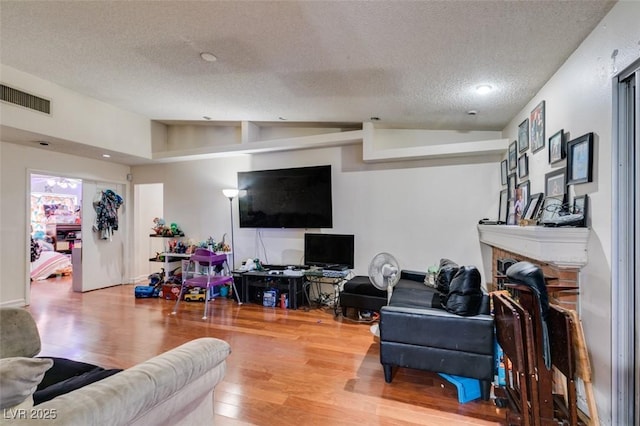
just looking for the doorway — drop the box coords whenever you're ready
[612,57,639,425]
[29,173,82,287]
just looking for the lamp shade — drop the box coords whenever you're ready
[222,189,239,199]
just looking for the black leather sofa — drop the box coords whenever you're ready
[379,264,495,400]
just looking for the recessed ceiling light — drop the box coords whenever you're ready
[37,141,49,146]
[200,52,217,62]
[467,110,478,116]
[102,154,111,158]
[370,116,380,121]
[476,85,493,95]
[203,116,212,120]
[278,117,287,121]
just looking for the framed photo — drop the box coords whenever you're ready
[530,100,545,153]
[508,141,517,170]
[548,129,565,164]
[518,118,529,153]
[500,159,508,185]
[507,173,517,200]
[545,168,566,198]
[514,180,530,223]
[523,192,544,221]
[566,132,594,185]
[518,153,528,178]
[573,194,589,227]
[499,189,509,224]
[507,199,517,225]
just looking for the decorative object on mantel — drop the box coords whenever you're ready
[548,129,566,164]
[530,100,545,153]
[541,169,567,224]
[499,189,509,224]
[572,194,589,228]
[522,192,544,223]
[566,132,594,185]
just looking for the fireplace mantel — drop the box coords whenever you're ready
[477,225,590,268]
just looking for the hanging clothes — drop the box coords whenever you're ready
[93,189,124,240]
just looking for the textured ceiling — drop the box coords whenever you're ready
[1,1,615,131]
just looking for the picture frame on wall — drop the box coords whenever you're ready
[545,168,566,198]
[499,189,508,224]
[518,153,528,178]
[508,141,517,170]
[501,159,508,185]
[523,192,544,221]
[530,100,546,153]
[518,118,529,153]
[507,173,517,200]
[566,132,594,185]
[548,129,565,164]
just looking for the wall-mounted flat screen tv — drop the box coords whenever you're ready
[304,233,354,269]
[238,165,333,228]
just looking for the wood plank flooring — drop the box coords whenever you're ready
[27,278,505,425]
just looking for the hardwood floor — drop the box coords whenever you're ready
[28,278,505,425]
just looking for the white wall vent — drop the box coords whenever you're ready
[0,84,50,114]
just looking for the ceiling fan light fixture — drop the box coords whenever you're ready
[475,84,493,95]
[200,52,217,62]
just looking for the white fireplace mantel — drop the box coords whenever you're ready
[477,225,590,268]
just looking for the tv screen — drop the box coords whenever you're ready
[238,165,333,228]
[304,233,354,269]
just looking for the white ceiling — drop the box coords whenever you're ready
[1,1,615,135]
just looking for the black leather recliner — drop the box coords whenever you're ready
[379,262,495,400]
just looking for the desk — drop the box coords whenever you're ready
[303,270,350,315]
[239,270,306,309]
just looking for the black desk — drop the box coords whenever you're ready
[238,270,306,309]
[303,270,350,315]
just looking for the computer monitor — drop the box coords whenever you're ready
[304,233,354,270]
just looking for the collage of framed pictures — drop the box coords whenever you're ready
[495,99,592,227]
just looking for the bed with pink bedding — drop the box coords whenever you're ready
[30,251,73,280]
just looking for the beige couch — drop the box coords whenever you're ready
[0,308,230,425]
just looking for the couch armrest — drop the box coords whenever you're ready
[32,337,231,426]
[380,306,494,355]
[400,270,426,282]
[0,308,41,358]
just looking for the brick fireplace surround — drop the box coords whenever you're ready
[477,225,590,311]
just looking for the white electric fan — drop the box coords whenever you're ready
[369,252,401,303]
[368,253,401,337]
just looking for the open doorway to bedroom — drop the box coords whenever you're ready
[29,173,82,286]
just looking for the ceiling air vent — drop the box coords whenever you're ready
[0,84,50,114]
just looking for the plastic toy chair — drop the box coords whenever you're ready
[171,248,240,319]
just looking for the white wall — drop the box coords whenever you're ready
[499,3,640,423]
[131,143,499,280]
[133,183,163,280]
[0,141,130,305]
[0,65,152,158]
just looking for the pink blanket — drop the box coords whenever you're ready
[30,251,72,280]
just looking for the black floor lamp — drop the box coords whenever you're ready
[222,189,239,271]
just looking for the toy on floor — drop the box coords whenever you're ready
[134,269,164,298]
